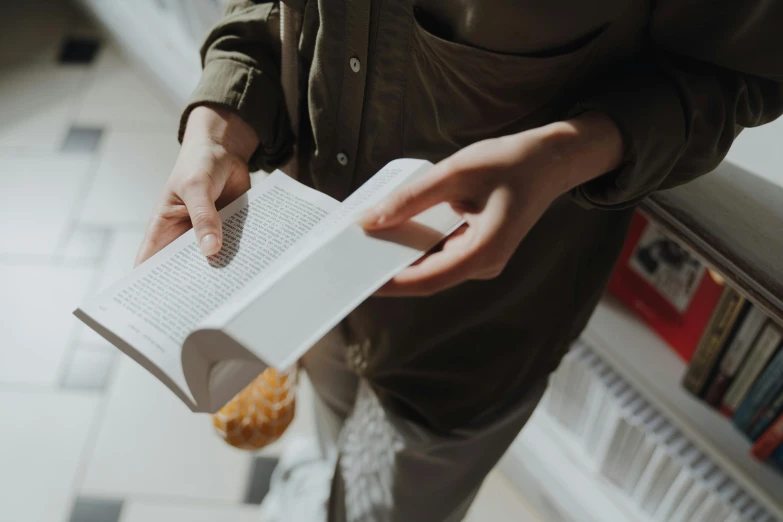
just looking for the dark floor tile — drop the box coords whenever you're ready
[59,37,101,64]
[69,497,123,522]
[61,349,114,392]
[244,456,279,504]
[61,127,104,154]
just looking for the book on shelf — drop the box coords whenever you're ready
[74,159,463,413]
[653,445,706,521]
[682,287,746,396]
[751,411,783,461]
[704,304,768,407]
[720,322,783,417]
[749,381,783,441]
[546,340,776,520]
[607,212,727,362]
[773,445,783,473]
[666,458,716,522]
[733,345,783,435]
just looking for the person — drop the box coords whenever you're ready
[135,1,783,521]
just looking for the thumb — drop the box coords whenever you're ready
[358,169,459,231]
[181,183,223,256]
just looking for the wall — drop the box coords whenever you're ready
[726,118,783,188]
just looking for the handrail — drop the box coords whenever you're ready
[640,161,783,326]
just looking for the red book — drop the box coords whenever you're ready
[607,212,725,362]
[751,412,783,461]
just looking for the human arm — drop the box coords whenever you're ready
[359,111,623,296]
[568,0,783,209]
[136,1,291,263]
[361,1,783,296]
[135,106,259,264]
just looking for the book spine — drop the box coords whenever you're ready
[733,346,783,434]
[751,413,783,461]
[682,288,745,396]
[748,382,783,441]
[704,305,767,407]
[720,324,783,416]
[773,444,783,472]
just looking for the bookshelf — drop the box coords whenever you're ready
[582,297,783,519]
[641,161,783,329]
[502,409,650,522]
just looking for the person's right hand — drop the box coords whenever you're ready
[135,106,260,267]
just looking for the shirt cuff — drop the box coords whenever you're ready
[567,58,688,210]
[179,58,294,173]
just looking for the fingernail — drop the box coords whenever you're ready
[200,234,219,256]
[358,211,385,229]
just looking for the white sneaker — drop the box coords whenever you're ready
[259,436,335,522]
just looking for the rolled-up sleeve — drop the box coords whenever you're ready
[570,0,783,210]
[179,1,294,172]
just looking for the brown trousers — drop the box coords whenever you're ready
[301,328,546,522]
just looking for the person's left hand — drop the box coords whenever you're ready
[358,112,624,297]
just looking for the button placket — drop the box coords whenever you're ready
[337,152,349,166]
[332,1,371,195]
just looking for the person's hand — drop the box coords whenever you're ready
[135,106,260,266]
[359,112,624,296]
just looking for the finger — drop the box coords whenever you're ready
[375,231,482,297]
[358,162,463,231]
[399,224,468,271]
[215,171,252,210]
[134,214,191,267]
[180,182,223,256]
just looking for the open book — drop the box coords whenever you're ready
[74,159,463,412]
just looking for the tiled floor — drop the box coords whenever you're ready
[0,2,543,521]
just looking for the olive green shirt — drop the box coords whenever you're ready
[182,0,783,433]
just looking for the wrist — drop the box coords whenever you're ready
[183,105,260,164]
[535,111,625,196]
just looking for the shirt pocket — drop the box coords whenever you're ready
[402,8,607,159]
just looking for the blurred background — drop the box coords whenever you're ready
[3,2,783,522]
[0,1,539,521]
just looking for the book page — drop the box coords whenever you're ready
[75,172,339,401]
[197,158,435,330]
[203,159,465,372]
[316,158,431,233]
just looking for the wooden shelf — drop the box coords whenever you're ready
[583,298,783,520]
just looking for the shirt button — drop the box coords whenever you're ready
[349,57,361,73]
[337,152,349,166]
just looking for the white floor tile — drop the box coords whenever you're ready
[0,264,94,386]
[0,155,93,256]
[78,129,179,227]
[0,390,99,522]
[0,63,88,151]
[121,500,259,522]
[61,348,115,391]
[468,470,544,522]
[76,45,180,127]
[60,226,110,263]
[96,230,147,292]
[81,357,253,502]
